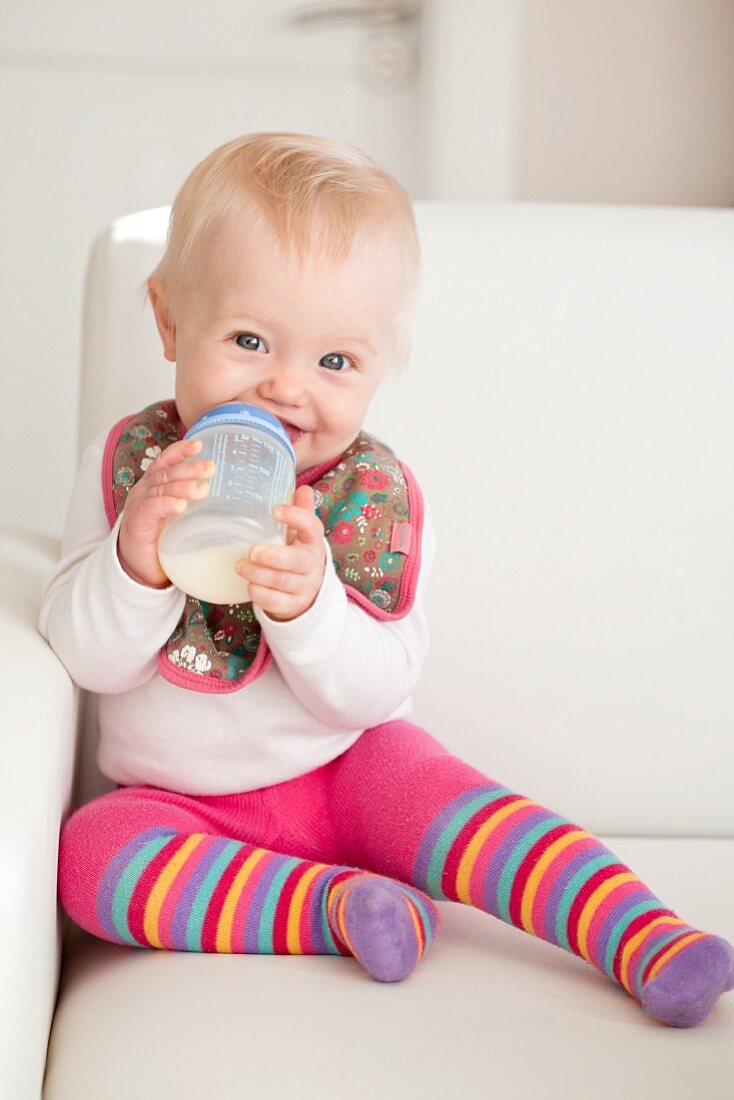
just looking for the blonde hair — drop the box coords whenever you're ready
[138,131,421,377]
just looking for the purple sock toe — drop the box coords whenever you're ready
[342,878,420,984]
[640,935,734,1027]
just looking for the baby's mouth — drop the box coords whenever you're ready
[280,420,305,444]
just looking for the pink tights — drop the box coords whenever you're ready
[58,718,734,1024]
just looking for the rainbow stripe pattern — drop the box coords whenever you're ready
[327,874,438,967]
[412,784,709,1000]
[95,827,437,961]
[97,827,353,955]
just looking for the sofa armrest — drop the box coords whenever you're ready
[0,525,82,1100]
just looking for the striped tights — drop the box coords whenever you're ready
[59,720,734,1026]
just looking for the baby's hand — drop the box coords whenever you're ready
[117,438,215,588]
[236,485,327,621]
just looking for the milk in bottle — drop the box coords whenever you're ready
[157,403,296,603]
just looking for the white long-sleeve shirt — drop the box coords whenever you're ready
[38,430,436,794]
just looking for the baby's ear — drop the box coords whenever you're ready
[147,277,177,362]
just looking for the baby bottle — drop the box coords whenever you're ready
[157,402,296,604]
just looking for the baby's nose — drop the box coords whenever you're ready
[256,361,307,402]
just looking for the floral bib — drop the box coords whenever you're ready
[101,399,425,694]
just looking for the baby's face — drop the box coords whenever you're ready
[152,213,406,474]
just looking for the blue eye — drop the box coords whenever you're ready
[235,333,265,351]
[234,332,352,371]
[321,353,354,372]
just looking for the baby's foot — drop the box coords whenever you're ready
[327,874,439,983]
[640,934,734,1027]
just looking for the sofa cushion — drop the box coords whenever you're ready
[43,836,734,1098]
[75,203,734,836]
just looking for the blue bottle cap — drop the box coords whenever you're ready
[184,402,296,463]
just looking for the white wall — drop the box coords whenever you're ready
[518,0,734,205]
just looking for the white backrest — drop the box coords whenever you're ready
[79,202,734,836]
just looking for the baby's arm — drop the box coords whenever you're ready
[38,432,191,693]
[252,497,437,730]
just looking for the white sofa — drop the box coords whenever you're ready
[1,202,732,1099]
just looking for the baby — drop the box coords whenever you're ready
[40,131,734,1026]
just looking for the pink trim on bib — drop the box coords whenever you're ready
[101,413,135,527]
[156,634,274,693]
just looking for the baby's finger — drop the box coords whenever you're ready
[134,492,189,532]
[247,544,313,574]
[245,583,298,619]
[295,484,316,510]
[238,561,301,594]
[150,437,204,469]
[142,478,211,501]
[275,506,321,545]
[144,457,216,488]
[273,505,322,545]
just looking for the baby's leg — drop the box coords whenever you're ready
[325,720,734,1026]
[58,784,438,982]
